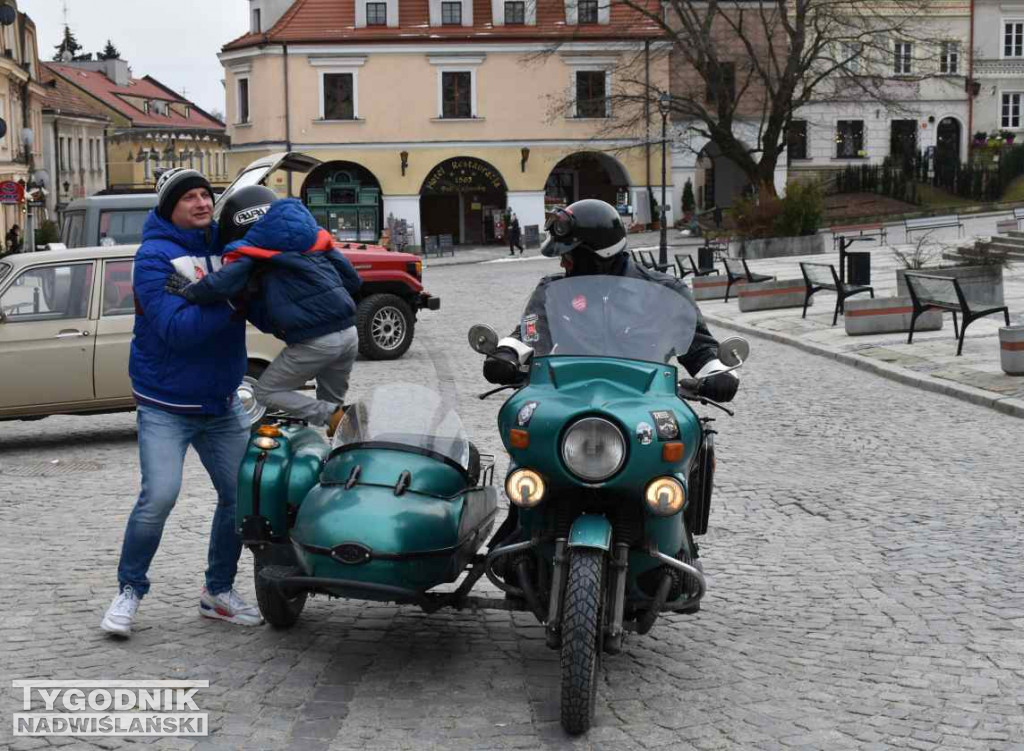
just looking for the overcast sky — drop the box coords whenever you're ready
[19,0,250,116]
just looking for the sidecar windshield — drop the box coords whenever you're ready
[523,275,698,363]
[330,383,471,470]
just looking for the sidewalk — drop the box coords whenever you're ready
[698,242,1024,419]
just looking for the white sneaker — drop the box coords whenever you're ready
[198,588,264,626]
[101,586,140,637]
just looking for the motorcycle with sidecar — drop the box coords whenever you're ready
[235,274,747,736]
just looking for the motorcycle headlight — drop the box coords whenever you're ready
[561,417,626,482]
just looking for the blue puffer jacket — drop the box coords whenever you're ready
[184,199,361,345]
[130,211,246,415]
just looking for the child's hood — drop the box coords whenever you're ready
[241,198,320,254]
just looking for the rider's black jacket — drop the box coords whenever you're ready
[506,255,721,376]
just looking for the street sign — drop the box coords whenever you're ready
[0,180,24,204]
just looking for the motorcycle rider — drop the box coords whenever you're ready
[483,198,739,403]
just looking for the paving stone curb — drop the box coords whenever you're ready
[703,312,1024,420]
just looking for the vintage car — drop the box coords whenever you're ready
[58,153,439,360]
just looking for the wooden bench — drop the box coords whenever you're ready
[904,272,1010,355]
[637,250,675,275]
[674,253,718,279]
[799,262,875,326]
[722,257,773,303]
[830,222,887,250]
[904,215,964,240]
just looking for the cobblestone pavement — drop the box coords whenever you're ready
[2,256,1023,751]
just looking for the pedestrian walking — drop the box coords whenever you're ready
[5,224,22,254]
[713,205,723,230]
[166,189,361,436]
[101,168,261,638]
[508,212,524,255]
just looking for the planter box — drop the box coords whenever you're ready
[999,326,1024,375]
[844,296,943,336]
[691,276,745,301]
[895,264,1005,307]
[729,234,826,260]
[737,279,810,312]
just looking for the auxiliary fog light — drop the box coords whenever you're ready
[644,477,685,516]
[506,469,546,508]
[253,436,280,450]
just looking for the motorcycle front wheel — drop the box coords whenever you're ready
[559,548,605,735]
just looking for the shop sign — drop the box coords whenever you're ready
[422,158,506,195]
[0,180,24,204]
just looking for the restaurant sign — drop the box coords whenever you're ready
[422,158,506,195]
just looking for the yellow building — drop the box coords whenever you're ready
[47,59,230,193]
[221,0,669,248]
[0,1,45,246]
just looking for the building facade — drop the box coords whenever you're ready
[46,59,229,193]
[0,0,45,246]
[220,0,668,248]
[972,0,1024,141]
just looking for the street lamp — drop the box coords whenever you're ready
[657,92,671,267]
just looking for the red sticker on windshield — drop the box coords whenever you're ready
[572,295,587,312]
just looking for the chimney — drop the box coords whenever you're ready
[104,58,130,87]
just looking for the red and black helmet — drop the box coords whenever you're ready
[541,199,627,259]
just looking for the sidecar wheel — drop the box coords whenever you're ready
[254,564,307,628]
[559,548,605,736]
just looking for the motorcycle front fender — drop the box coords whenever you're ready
[567,514,612,552]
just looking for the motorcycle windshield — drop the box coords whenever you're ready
[525,276,698,363]
[330,383,471,470]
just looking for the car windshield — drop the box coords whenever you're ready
[522,275,698,364]
[330,383,471,469]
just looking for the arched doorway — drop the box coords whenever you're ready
[420,157,507,245]
[301,161,382,242]
[935,117,962,187]
[694,141,750,210]
[544,152,630,211]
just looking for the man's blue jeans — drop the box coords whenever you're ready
[117,402,250,598]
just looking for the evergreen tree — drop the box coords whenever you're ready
[97,40,121,61]
[52,26,81,61]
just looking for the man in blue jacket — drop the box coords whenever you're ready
[166,191,361,435]
[101,168,262,637]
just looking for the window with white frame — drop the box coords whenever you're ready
[441,71,473,118]
[839,42,862,75]
[893,42,912,75]
[366,2,387,25]
[1002,93,1022,128]
[940,42,959,74]
[1005,22,1024,58]
[575,70,608,118]
[237,77,250,124]
[505,1,525,24]
[322,72,356,120]
[441,1,462,24]
[578,0,598,24]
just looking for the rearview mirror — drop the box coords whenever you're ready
[468,324,498,355]
[718,337,749,367]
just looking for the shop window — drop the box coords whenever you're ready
[366,2,387,25]
[441,71,472,118]
[441,1,462,24]
[575,71,607,118]
[787,120,808,161]
[836,120,865,158]
[505,1,525,24]
[323,73,355,120]
[578,0,598,24]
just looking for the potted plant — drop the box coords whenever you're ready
[973,131,988,148]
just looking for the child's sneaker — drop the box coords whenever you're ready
[100,586,141,637]
[198,588,264,626]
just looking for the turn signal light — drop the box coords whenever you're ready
[662,442,684,462]
[509,429,530,449]
[506,469,546,508]
[256,424,282,437]
[645,477,685,516]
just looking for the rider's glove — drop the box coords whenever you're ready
[694,358,739,402]
[483,347,524,385]
[165,272,198,302]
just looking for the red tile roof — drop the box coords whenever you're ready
[223,0,662,49]
[40,70,110,122]
[45,63,225,131]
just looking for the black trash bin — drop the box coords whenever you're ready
[846,251,871,286]
[697,245,715,271]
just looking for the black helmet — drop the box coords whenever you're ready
[217,185,277,247]
[541,199,627,259]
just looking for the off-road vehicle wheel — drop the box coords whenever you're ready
[356,293,414,360]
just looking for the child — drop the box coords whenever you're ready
[167,191,361,435]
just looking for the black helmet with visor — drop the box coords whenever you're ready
[540,198,628,260]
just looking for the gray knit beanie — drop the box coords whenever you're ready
[156,168,213,220]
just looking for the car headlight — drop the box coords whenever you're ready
[561,417,626,482]
[506,468,545,508]
[645,477,685,516]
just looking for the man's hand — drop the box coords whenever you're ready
[483,347,525,385]
[693,358,740,402]
[165,272,197,302]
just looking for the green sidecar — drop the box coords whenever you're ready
[236,383,499,626]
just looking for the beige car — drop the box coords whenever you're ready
[0,244,284,421]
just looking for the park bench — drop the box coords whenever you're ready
[674,253,718,279]
[722,257,773,303]
[830,222,887,250]
[799,262,875,326]
[904,272,1010,355]
[996,219,1018,235]
[904,215,964,240]
[637,250,675,274]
